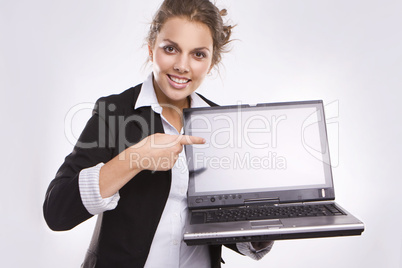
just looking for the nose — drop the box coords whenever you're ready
[174,54,190,73]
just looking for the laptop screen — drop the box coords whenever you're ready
[184,101,334,206]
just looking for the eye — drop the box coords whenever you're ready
[163,46,176,54]
[194,51,207,59]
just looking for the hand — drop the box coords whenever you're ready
[129,133,205,171]
[251,241,274,251]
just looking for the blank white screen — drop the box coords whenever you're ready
[187,106,328,193]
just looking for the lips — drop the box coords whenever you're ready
[167,74,191,89]
[169,75,190,84]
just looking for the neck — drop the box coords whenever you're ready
[155,92,190,133]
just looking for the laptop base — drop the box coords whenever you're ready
[184,228,364,246]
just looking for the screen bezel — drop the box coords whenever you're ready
[183,100,335,208]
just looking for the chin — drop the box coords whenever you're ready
[167,90,192,102]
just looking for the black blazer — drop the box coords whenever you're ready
[43,84,238,267]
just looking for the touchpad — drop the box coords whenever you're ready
[251,219,283,228]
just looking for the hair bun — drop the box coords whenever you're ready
[219,8,228,17]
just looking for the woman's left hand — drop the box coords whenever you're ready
[251,241,274,251]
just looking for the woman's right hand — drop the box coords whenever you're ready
[128,133,206,171]
[99,133,205,198]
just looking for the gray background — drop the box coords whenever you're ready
[1,0,401,267]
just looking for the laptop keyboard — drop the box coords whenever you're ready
[201,203,345,223]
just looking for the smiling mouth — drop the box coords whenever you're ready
[168,74,191,84]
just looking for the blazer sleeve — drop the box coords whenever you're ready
[43,97,115,231]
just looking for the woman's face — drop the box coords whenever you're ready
[149,17,214,106]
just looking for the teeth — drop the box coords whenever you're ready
[170,75,189,84]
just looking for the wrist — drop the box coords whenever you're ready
[123,146,144,173]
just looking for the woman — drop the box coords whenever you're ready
[43,0,273,267]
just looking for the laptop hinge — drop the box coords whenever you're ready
[244,197,280,206]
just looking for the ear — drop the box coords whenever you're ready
[148,44,153,62]
[148,44,153,61]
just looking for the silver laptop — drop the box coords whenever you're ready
[183,100,364,245]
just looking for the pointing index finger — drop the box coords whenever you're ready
[179,135,206,145]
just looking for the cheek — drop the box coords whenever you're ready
[153,52,173,72]
[191,61,212,78]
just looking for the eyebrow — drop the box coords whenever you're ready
[163,39,211,52]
